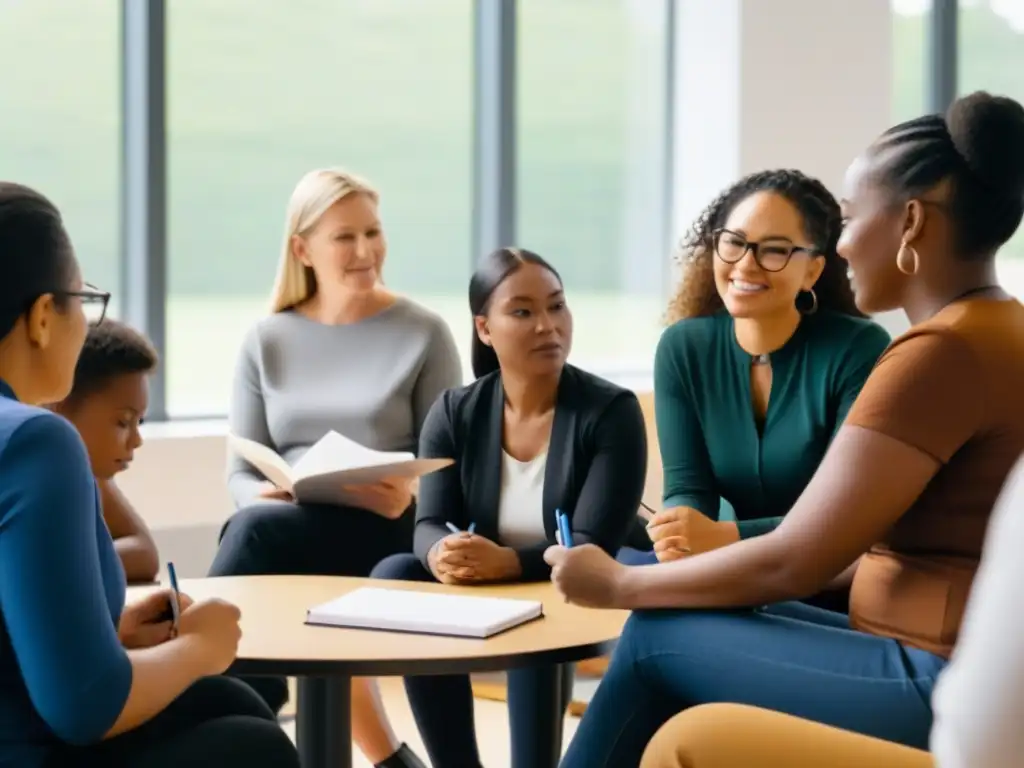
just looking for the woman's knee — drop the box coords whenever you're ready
[370,552,431,581]
[640,704,751,768]
[209,503,304,576]
[182,676,280,721]
[185,716,300,768]
[640,704,934,768]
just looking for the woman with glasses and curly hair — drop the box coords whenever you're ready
[619,170,890,611]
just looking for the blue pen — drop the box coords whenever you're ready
[445,522,477,534]
[556,509,574,547]
[166,561,181,634]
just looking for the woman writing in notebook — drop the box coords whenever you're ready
[208,168,462,768]
[0,183,299,767]
[370,247,648,768]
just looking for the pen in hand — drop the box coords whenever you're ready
[166,561,181,637]
[555,508,574,548]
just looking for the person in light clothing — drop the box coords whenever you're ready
[208,168,462,768]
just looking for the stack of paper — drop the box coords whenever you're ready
[305,587,545,638]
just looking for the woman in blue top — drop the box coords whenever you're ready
[0,183,299,768]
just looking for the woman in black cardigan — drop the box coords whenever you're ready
[370,247,648,768]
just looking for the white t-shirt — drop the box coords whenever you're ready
[930,454,1024,767]
[495,450,548,548]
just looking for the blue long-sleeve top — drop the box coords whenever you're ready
[0,378,132,767]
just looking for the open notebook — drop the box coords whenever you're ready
[229,431,453,506]
[305,587,545,639]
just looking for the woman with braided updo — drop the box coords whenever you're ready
[619,170,890,581]
[548,91,1024,767]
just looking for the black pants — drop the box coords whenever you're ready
[47,676,298,767]
[208,500,416,712]
[370,553,573,768]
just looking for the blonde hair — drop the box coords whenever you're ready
[268,168,380,313]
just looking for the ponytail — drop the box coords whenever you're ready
[471,331,500,379]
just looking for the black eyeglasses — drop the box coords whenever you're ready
[712,228,818,273]
[60,284,111,325]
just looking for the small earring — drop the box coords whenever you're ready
[896,242,920,276]
[798,288,818,315]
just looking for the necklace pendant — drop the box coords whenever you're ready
[752,353,770,365]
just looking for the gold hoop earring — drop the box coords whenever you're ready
[896,242,920,276]
[798,288,818,315]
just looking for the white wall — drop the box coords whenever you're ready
[117,422,232,577]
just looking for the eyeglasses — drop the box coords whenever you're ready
[712,228,818,273]
[60,284,111,324]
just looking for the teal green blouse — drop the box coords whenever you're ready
[654,310,891,539]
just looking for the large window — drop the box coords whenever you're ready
[166,0,473,416]
[0,0,120,306]
[518,0,670,376]
[892,0,930,122]
[1,2,959,422]
[959,0,1024,292]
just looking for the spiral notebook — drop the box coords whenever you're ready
[305,587,544,639]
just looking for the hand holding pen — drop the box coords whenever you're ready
[545,512,629,609]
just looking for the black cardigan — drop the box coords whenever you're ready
[414,364,648,581]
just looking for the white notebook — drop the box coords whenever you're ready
[305,587,544,639]
[228,431,453,506]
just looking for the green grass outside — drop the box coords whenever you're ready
[0,1,1021,413]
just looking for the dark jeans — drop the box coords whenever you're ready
[616,546,659,566]
[559,601,947,768]
[207,500,415,712]
[47,676,298,767]
[615,547,851,612]
[370,553,573,768]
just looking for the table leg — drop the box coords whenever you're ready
[297,675,351,768]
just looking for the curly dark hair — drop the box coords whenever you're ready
[66,319,158,403]
[665,169,863,324]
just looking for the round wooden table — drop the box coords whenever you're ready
[132,575,628,768]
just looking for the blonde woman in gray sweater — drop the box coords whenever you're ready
[209,168,462,768]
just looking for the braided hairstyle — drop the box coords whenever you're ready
[869,91,1024,259]
[665,169,862,324]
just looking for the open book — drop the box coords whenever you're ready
[229,431,453,506]
[306,587,544,639]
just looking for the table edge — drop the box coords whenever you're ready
[230,638,619,677]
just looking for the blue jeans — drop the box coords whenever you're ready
[560,601,946,768]
[616,546,659,566]
[370,553,572,768]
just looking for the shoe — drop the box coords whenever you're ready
[375,743,428,768]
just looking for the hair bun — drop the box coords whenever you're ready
[946,91,1024,200]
